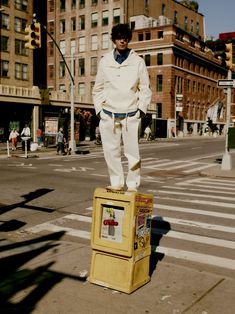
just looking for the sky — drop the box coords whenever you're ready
[196,0,235,39]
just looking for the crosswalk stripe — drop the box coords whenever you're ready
[157,189,235,202]
[176,182,235,191]
[154,246,235,271]
[27,222,91,239]
[152,229,235,249]
[183,163,215,173]
[156,196,235,209]
[155,203,235,220]
[162,185,235,195]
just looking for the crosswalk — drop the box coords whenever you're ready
[25,177,235,272]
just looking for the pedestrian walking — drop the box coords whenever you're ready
[9,129,19,150]
[21,123,31,151]
[92,23,152,192]
[144,126,152,141]
[36,128,43,146]
[56,127,66,155]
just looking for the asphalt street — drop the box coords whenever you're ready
[0,136,235,313]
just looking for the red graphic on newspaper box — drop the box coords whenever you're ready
[101,206,124,243]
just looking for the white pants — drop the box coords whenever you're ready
[99,110,141,189]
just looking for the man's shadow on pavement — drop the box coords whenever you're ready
[0,231,87,314]
[0,188,55,232]
[149,216,171,276]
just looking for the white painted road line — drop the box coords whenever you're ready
[154,246,235,271]
[155,203,235,220]
[162,185,235,196]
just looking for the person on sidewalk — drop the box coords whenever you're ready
[9,128,19,150]
[92,23,152,192]
[21,123,31,151]
[56,127,66,155]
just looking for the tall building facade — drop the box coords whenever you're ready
[0,0,232,142]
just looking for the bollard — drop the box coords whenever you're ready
[7,140,10,157]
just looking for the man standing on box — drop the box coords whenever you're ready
[92,23,152,192]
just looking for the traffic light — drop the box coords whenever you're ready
[25,22,41,49]
[214,42,233,70]
[224,43,233,70]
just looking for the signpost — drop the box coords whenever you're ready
[219,72,234,170]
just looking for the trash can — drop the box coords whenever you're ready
[228,127,235,149]
[89,187,153,294]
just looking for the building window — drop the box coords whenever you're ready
[71,17,76,31]
[15,0,28,11]
[1,14,10,30]
[60,40,66,55]
[102,32,109,49]
[174,11,178,24]
[157,31,163,39]
[102,10,109,26]
[0,60,9,77]
[103,0,109,3]
[156,75,163,92]
[49,0,54,12]
[91,34,98,50]
[184,16,188,31]
[113,8,120,24]
[60,0,65,12]
[48,21,54,35]
[15,63,28,80]
[79,0,85,9]
[78,58,85,76]
[145,32,151,40]
[138,33,144,41]
[91,12,98,28]
[48,65,54,79]
[1,36,9,52]
[145,54,151,66]
[70,39,76,54]
[59,84,66,92]
[71,0,76,9]
[79,37,85,52]
[190,19,194,33]
[91,57,97,75]
[92,0,98,5]
[15,17,27,32]
[60,20,65,34]
[48,41,54,56]
[157,53,163,65]
[78,82,85,95]
[161,3,166,15]
[156,103,162,118]
[59,61,65,77]
[15,39,27,55]
[2,0,9,5]
[79,15,85,30]
[196,22,200,35]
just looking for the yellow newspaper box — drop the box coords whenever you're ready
[89,187,153,294]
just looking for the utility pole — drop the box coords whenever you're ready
[221,69,232,170]
[28,14,76,152]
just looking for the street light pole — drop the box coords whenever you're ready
[69,52,76,151]
[221,69,232,170]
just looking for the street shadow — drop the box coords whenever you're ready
[149,216,171,276]
[0,231,86,313]
[0,189,54,232]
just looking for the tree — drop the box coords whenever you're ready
[180,0,199,12]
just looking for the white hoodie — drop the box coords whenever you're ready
[92,49,152,115]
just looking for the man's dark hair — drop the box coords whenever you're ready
[111,23,132,42]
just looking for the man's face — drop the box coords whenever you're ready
[114,38,129,52]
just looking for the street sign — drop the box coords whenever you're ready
[217,79,235,87]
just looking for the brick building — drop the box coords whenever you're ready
[0,0,233,142]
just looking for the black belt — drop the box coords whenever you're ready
[103,109,138,119]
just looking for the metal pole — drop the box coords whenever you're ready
[69,52,76,152]
[221,70,232,170]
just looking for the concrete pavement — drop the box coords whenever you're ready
[1,139,235,313]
